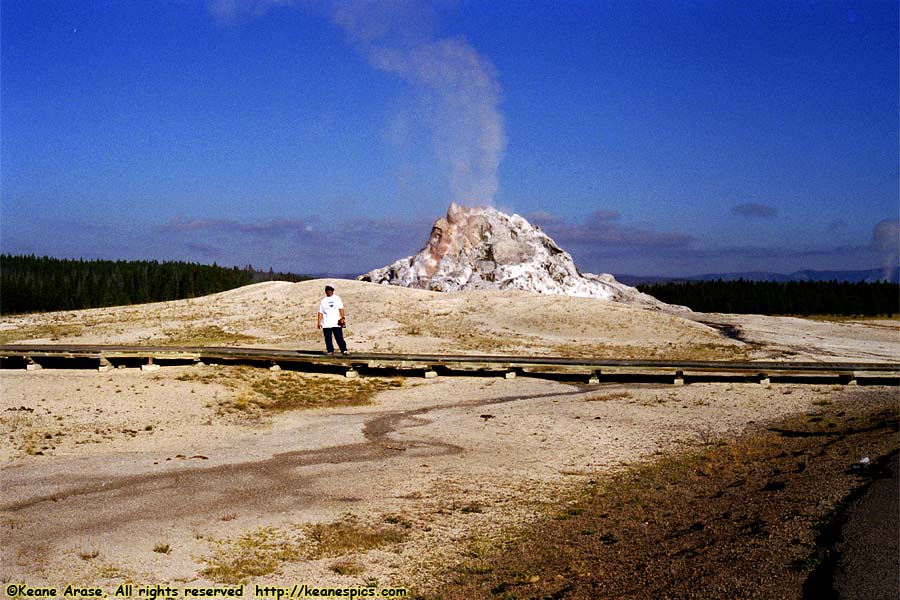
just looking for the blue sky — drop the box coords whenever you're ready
[2,0,897,277]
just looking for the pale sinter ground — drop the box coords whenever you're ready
[1,279,897,591]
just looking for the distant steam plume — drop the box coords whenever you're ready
[873,218,899,279]
[209,0,506,205]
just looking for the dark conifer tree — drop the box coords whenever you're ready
[0,255,312,315]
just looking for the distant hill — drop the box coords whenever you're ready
[616,267,899,286]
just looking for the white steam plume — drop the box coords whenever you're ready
[209,0,507,205]
[873,218,899,279]
[327,0,506,205]
[367,40,506,205]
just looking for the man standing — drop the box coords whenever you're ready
[317,284,348,354]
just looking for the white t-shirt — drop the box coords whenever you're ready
[318,294,344,328]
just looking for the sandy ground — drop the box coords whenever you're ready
[1,279,898,592]
[0,280,752,359]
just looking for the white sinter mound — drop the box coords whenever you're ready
[359,202,670,309]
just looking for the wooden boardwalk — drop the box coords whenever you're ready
[1,343,897,385]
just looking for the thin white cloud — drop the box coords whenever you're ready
[160,217,317,237]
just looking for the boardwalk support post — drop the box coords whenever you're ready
[839,373,858,386]
[674,370,685,385]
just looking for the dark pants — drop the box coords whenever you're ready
[323,327,347,353]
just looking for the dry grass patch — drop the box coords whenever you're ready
[450,531,524,582]
[0,322,84,344]
[157,325,256,346]
[251,375,402,412]
[153,543,171,555]
[805,315,900,323]
[78,549,100,561]
[200,515,409,584]
[176,367,402,416]
[16,543,52,570]
[394,311,525,352]
[555,342,748,361]
[584,391,633,402]
[305,514,408,559]
[329,560,365,576]
[201,527,305,584]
